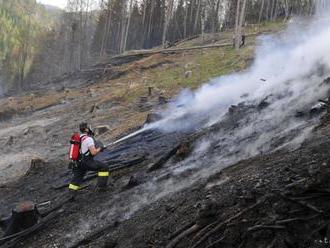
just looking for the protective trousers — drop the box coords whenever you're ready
[69,157,109,191]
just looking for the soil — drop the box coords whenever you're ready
[1,101,330,248]
[1,30,330,248]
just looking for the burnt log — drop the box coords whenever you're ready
[148,146,180,172]
[2,201,39,237]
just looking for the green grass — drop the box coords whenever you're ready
[145,45,253,97]
[114,20,286,101]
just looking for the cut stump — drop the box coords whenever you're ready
[3,201,39,237]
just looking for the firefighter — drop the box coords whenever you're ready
[68,122,109,194]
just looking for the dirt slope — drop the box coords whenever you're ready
[1,93,330,248]
[4,22,329,248]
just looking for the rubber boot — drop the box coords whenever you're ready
[68,183,80,201]
[96,171,109,192]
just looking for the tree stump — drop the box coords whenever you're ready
[148,87,153,96]
[158,96,167,105]
[145,113,162,124]
[4,201,39,236]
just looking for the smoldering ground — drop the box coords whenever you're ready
[68,4,330,245]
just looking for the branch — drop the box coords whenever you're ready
[191,197,266,248]
[166,224,200,248]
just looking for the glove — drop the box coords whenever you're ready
[95,140,104,149]
[100,145,107,152]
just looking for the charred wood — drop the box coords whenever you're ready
[148,146,181,172]
[166,224,201,248]
[0,209,63,248]
[2,201,39,237]
[191,197,266,248]
[247,224,286,232]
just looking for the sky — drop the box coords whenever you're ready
[36,0,67,9]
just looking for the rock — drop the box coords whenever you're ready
[89,88,97,98]
[184,71,193,78]
[184,63,194,69]
[94,125,110,136]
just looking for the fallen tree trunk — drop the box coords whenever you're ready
[148,146,180,172]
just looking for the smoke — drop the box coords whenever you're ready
[130,0,330,216]
[149,17,330,133]
[68,4,330,245]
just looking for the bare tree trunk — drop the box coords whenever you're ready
[100,0,111,57]
[184,0,189,38]
[146,0,155,46]
[213,0,221,33]
[283,0,290,21]
[163,0,174,46]
[273,0,279,20]
[193,0,201,34]
[235,0,247,50]
[258,0,265,23]
[119,1,128,53]
[270,0,276,21]
[200,0,205,41]
[266,0,271,20]
[234,0,241,49]
[123,0,133,51]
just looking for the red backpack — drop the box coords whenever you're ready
[69,133,87,161]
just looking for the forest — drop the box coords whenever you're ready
[0,0,323,93]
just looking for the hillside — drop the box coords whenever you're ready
[0,22,286,184]
[0,0,62,92]
[1,16,330,248]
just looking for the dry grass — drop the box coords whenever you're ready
[0,21,286,133]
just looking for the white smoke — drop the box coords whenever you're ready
[149,14,330,132]
[124,0,330,221]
